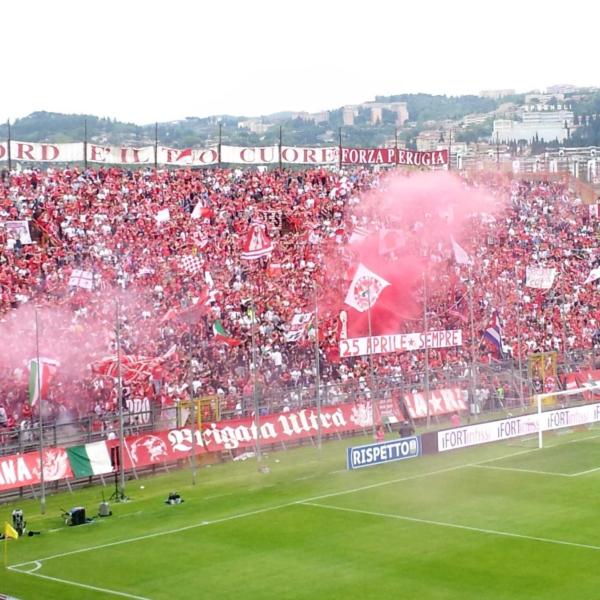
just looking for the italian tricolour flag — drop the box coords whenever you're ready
[213,320,241,347]
[28,358,60,406]
[66,442,115,477]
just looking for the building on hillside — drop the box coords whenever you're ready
[342,106,358,126]
[363,101,409,126]
[546,84,580,95]
[524,93,565,106]
[492,109,574,143]
[291,111,330,124]
[416,131,443,152]
[462,114,490,126]
[237,119,271,134]
[480,89,516,99]
[370,106,382,125]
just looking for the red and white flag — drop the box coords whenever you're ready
[585,267,600,284]
[179,255,203,274]
[284,312,313,342]
[91,346,176,384]
[68,269,95,290]
[450,236,473,266]
[349,225,369,245]
[241,223,274,260]
[344,263,390,313]
[191,201,214,220]
[155,208,171,223]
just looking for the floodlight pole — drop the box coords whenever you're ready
[35,309,46,515]
[366,286,377,438]
[468,266,478,419]
[189,324,197,485]
[250,295,262,462]
[423,271,431,428]
[514,266,525,409]
[115,300,126,499]
[313,282,322,451]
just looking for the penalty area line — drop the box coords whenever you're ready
[301,502,600,553]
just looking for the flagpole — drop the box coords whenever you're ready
[514,266,525,409]
[35,309,46,515]
[468,266,478,419]
[250,295,262,463]
[188,324,197,485]
[115,300,126,500]
[366,286,377,439]
[423,272,431,429]
[313,282,322,451]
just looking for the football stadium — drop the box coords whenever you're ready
[2,2,600,599]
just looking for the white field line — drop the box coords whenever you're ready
[472,448,540,464]
[570,465,600,477]
[7,569,152,600]
[301,502,600,553]
[474,432,600,477]
[469,463,573,477]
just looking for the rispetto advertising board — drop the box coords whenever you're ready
[436,403,600,452]
[346,437,420,470]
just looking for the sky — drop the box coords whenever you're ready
[3,0,598,125]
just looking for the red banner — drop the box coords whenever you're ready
[0,447,73,492]
[123,402,376,468]
[402,387,467,420]
[341,147,448,166]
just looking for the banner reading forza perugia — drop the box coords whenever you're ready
[0,140,447,167]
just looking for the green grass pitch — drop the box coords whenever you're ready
[3,428,600,599]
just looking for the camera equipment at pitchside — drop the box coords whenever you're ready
[61,507,91,526]
[165,491,184,505]
[98,492,112,517]
[12,509,25,537]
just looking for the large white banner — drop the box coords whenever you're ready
[0,141,84,162]
[87,145,155,164]
[221,145,279,164]
[1,220,33,244]
[158,146,218,166]
[281,146,337,164]
[339,329,463,358]
[0,140,439,167]
[525,266,557,290]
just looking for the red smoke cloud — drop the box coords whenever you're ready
[327,171,501,337]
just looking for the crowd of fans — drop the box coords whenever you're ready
[0,165,598,447]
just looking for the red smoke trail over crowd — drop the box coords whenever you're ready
[323,171,503,337]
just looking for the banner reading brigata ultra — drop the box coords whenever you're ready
[0,140,447,167]
[124,402,374,469]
